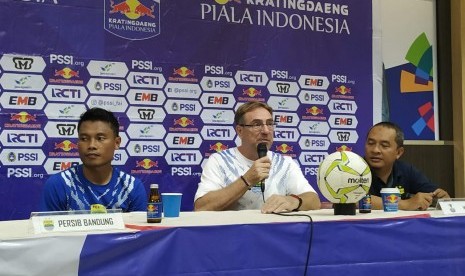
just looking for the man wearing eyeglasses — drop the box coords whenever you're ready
[194,101,321,213]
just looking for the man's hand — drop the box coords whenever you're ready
[433,188,450,199]
[243,156,271,185]
[261,194,299,213]
[400,192,433,211]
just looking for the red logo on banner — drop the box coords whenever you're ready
[136,159,158,169]
[174,117,195,127]
[10,112,37,123]
[173,67,195,78]
[210,142,228,152]
[54,68,80,79]
[243,87,261,97]
[276,143,293,154]
[335,85,351,95]
[336,145,352,152]
[306,106,324,116]
[54,140,78,152]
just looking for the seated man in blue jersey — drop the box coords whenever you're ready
[365,122,450,211]
[39,108,147,212]
[194,101,321,213]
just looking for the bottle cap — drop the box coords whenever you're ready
[150,184,159,188]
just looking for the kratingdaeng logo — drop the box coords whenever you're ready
[104,0,161,40]
[214,0,241,4]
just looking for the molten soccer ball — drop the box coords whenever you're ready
[317,151,371,204]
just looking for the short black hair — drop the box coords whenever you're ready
[368,121,404,147]
[78,108,119,137]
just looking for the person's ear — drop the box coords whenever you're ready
[396,146,404,159]
[236,125,243,138]
[114,136,121,149]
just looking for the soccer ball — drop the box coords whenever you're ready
[317,151,371,204]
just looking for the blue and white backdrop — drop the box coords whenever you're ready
[0,0,378,220]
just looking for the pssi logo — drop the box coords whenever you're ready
[104,0,160,40]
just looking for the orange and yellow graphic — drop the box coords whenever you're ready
[109,0,155,19]
[136,159,158,169]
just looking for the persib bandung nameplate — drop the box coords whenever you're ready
[30,211,125,234]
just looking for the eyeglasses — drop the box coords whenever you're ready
[239,122,277,131]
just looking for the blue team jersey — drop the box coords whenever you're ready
[39,165,147,212]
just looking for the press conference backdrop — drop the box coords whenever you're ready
[0,0,377,220]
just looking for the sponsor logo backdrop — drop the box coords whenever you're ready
[0,0,373,220]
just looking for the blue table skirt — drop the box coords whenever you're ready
[79,216,465,275]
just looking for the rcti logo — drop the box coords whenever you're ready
[105,0,160,40]
[306,106,324,116]
[336,145,352,152]
[275,144,293,154]
[55,67,79,79]
[335,85,351,95]
[54,140,78,152]
[210,142,228,152]
[136,158,158,169]
[174,117,194,127]
[10,112,36,123]
[243,87,262,97]
[173,67,195,78]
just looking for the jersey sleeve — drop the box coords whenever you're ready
[38,174,68,212]
[128,178,148,212]
[194,153,224,202]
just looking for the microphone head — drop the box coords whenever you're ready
[257,142,268,158]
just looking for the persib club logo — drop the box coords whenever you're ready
[104,0,160,40]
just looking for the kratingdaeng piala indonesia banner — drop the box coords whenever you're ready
[0,0,374,220]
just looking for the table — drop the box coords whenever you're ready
[1,210,464,276]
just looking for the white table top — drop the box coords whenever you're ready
[0,209,442,240]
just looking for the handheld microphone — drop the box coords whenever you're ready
[257,142,268,194]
